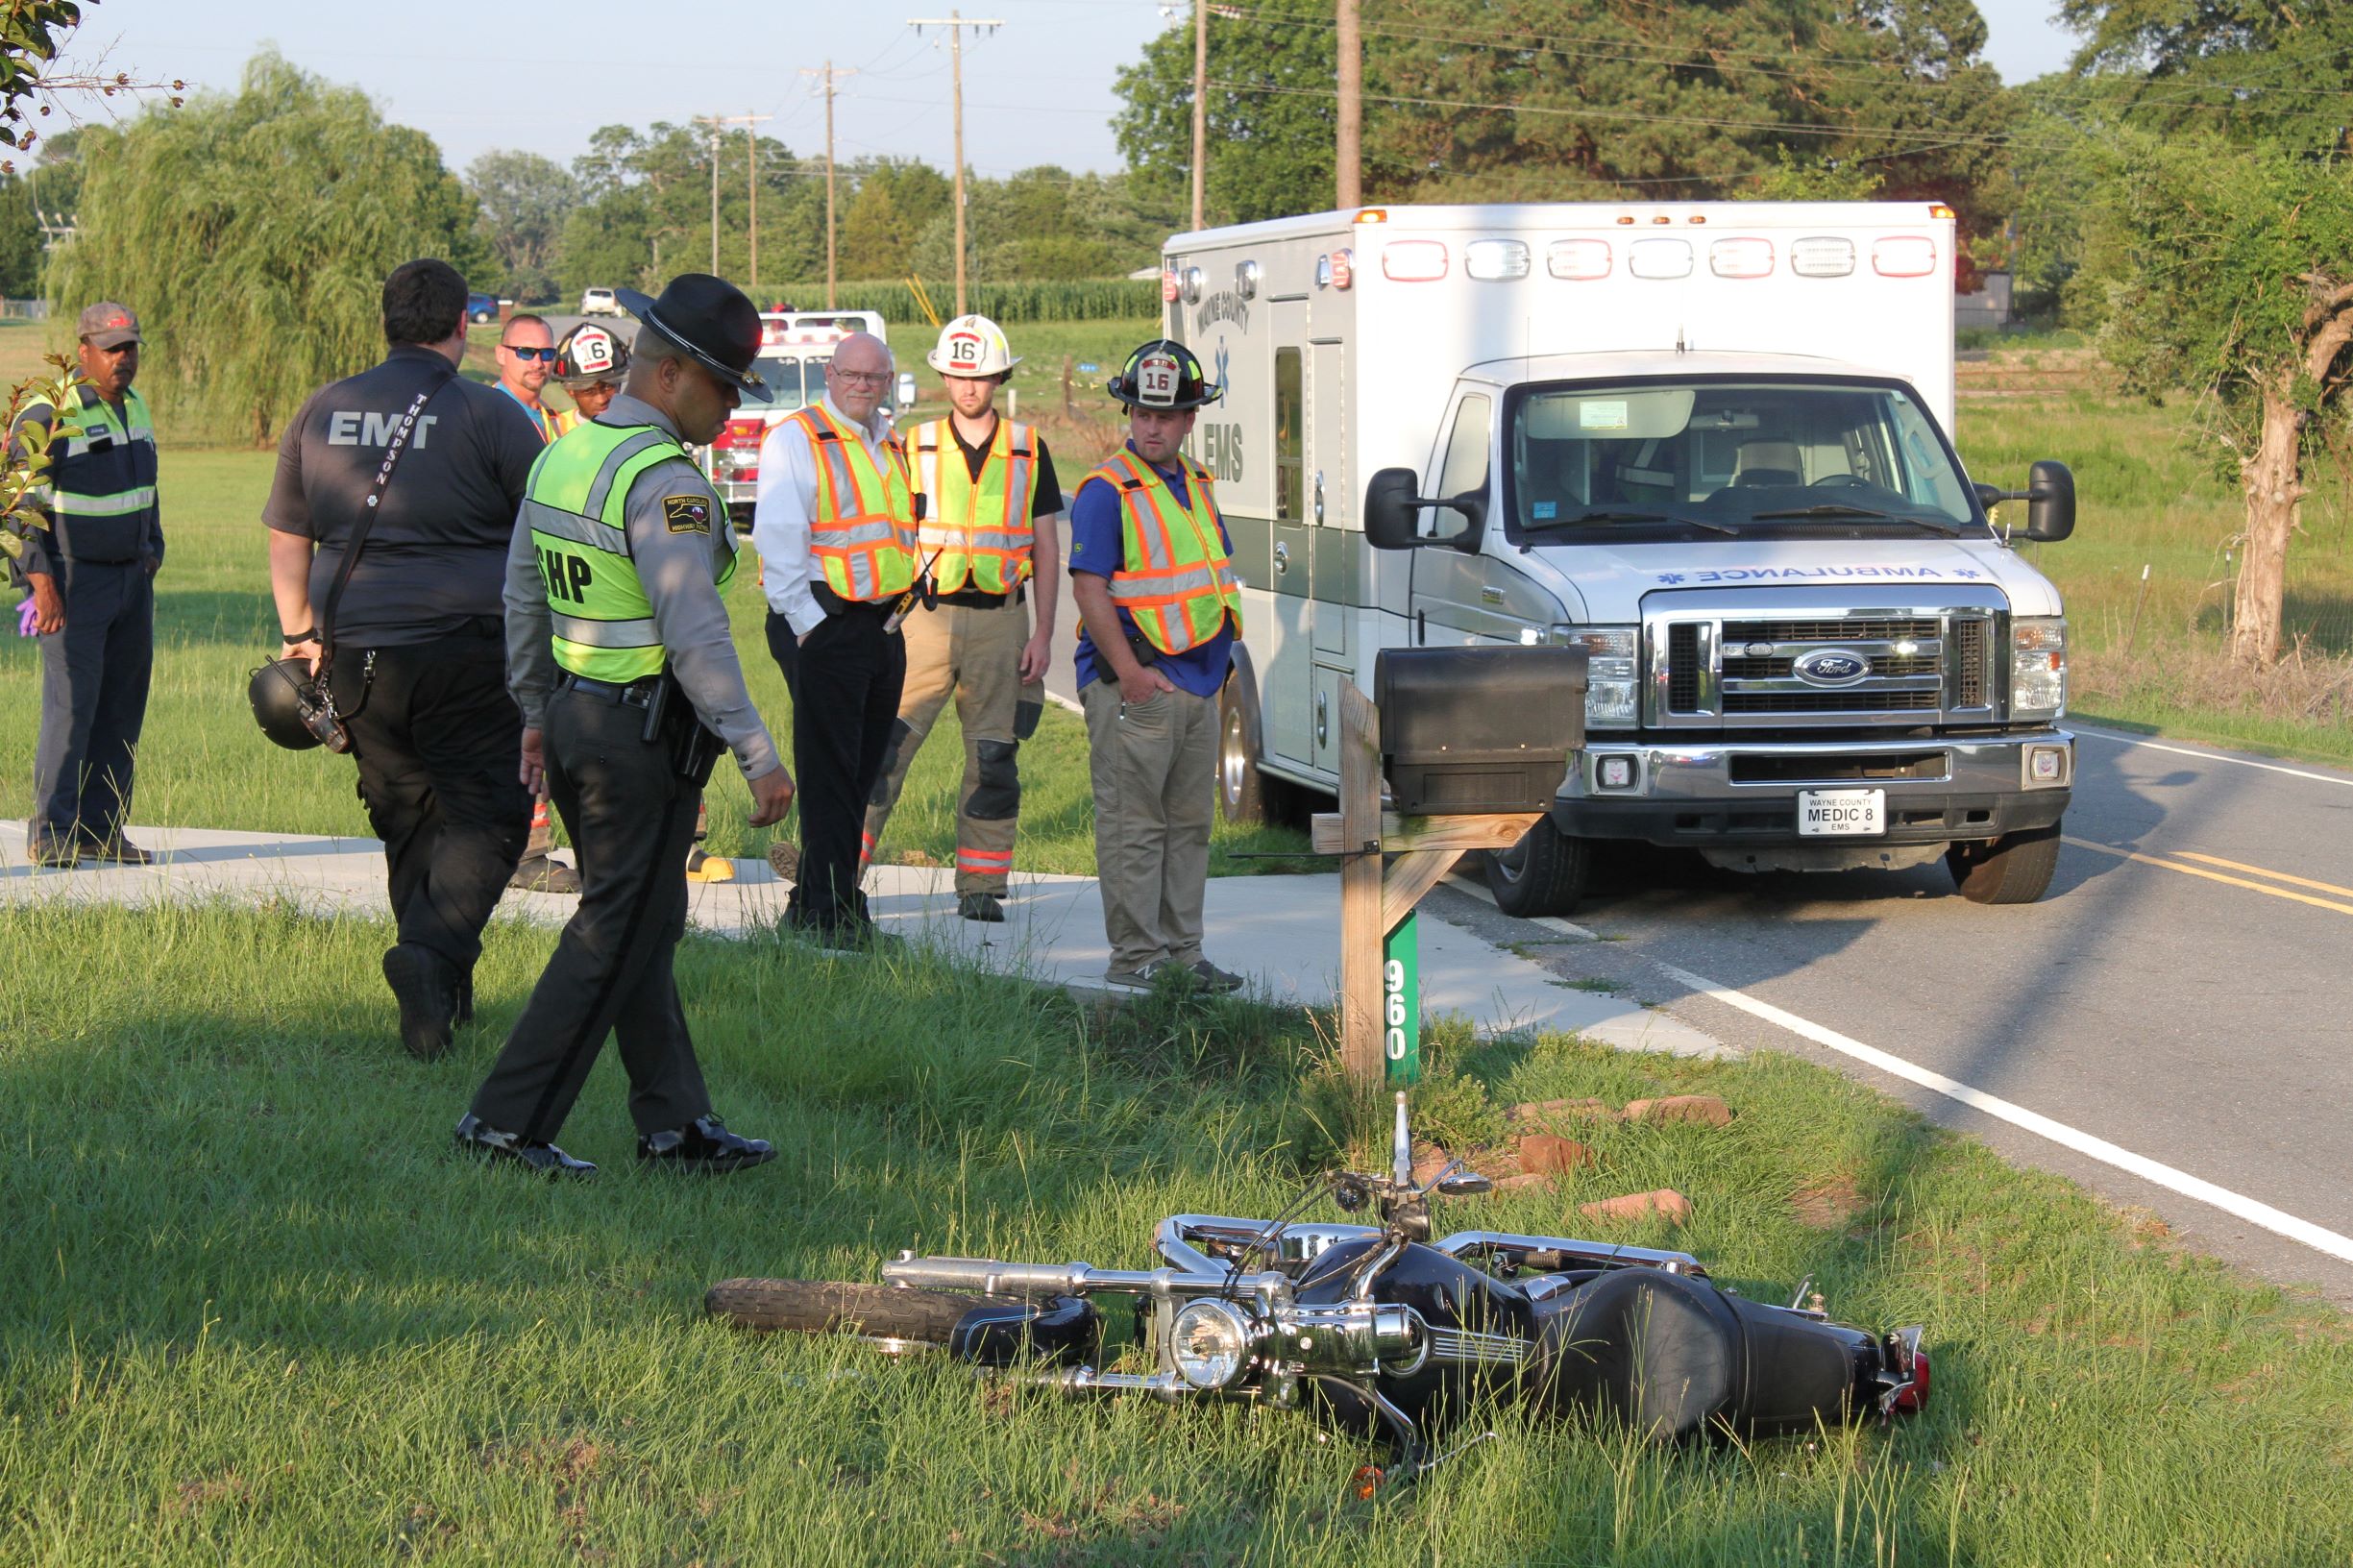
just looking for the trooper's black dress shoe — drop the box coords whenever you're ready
[453,1114,596,1177]
[637,1114,775,1174]
[383,943,458,1061]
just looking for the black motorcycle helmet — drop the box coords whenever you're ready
[1106,338,1221,411]
[248,655,330,750]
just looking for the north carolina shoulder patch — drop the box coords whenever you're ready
[663,495,713,534]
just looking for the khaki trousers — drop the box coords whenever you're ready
[1081,677,1217,975]
[862,596,1042,894]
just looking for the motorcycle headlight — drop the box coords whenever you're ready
[1554,625,1638,729]
[1167,1298,1254,1389]
[2011,617,2067,722]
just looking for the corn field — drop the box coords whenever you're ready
[783,278,1156,326]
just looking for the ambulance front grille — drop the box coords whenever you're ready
[1654,611,1998,726]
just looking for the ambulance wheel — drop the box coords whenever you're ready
[1486,816,1591,918]
[1218,673,1296,826]
[1947,823,2061,905]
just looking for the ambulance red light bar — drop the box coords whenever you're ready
[1709,237,1773,279]
[1382,239,1448,282]
[1331,247,1355,289]
[1873,236,1939,278]
[1161,269,1180,303]
[1547,238,1611,281]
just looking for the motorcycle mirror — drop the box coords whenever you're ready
[1434,1172,1493,1198]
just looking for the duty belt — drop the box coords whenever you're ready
[553,671,662,708]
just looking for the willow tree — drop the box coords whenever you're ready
[48,51,486,445]
[2085,130,2353,668]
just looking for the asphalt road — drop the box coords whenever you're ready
[1042,602,2353,1303]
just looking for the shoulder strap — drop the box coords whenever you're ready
[319,359,458,663]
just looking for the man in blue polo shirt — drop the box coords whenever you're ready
[1067,339,1245,992]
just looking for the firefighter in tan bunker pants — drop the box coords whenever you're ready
[859,315,1065,921]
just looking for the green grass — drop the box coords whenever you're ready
[1956,392,2353,762]
[0,898,2345,1563]
[0,430,1312,873]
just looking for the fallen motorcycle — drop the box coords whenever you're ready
[708,1095,1928,1489]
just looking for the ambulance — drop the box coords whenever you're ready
[702,309,897,527]
[1171,202,2077,914]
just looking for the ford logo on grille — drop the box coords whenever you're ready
[1793,649,1872,686]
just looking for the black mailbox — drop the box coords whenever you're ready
[1373,645,1587,816]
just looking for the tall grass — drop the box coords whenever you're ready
[0,898,2346,1563]
[786,278,1159,325]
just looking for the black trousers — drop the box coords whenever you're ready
[468,685,712,1141]
[30,558,153,845]
[333,623,532,973]
[767,601,905,930]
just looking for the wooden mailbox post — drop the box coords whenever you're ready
[1310,681,1542,1084]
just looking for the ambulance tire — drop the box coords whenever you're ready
[1486,816,1591,918]
[1946,823,2061,905]
[1217,670,1300,827]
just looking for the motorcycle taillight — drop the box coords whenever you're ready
[1893,1347,1929,1412]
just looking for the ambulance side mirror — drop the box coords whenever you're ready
[1976,459,2075,545]
[1364,467,1485,553]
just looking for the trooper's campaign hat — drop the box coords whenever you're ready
[614,274,772,403]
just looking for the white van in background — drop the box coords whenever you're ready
[1167,202,2076,914]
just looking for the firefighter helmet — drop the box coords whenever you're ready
[926,313,1019,378]
[1107,338,1220,411]
[555,322,629,388]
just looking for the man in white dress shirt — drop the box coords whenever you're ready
[749,331,920,945]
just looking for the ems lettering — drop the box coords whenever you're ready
[1202,423,1245,482]
[326,410,437,448]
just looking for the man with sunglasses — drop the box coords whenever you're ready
[751,331,919,947]
[493,314,559,445]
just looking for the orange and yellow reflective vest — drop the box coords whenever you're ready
[1083,449,1241,656]
[786,402,919,601]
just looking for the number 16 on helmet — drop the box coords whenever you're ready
[1107,338,1220,411]
[926,314,1020,379]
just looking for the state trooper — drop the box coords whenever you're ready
[1068,339,1245,992]
[859,315,1064,922]
[14,303,162,869]
[457,273,792,1178]
[264,259,546,1059]
[510,320,636,894]
[751,330,919,946]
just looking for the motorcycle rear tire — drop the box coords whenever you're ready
[705,1278,980,1343]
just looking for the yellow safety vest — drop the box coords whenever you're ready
[551,406,581,437]
[25,385,158,525]
[908,416,1038,596]
[1086,449,1241,656]
[787,402,918,602]
[523,419,737,681]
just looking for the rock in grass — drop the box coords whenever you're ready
[1578,1188,1693,1225]
[1514,1132,1595,1173]
[1621,1094,1733,1128]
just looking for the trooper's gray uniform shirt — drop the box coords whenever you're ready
[501,391,780,781]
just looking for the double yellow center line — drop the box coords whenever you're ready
[2064,837,2353,917]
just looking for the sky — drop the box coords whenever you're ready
[59,0,2083,180]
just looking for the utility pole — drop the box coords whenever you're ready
[801,62,856,307]
[1190,0,1207,232]
[1336,0,1360,210]
[696,112,771,282]
[907,11,1004,316]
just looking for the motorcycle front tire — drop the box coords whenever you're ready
[706,1278,980,1342]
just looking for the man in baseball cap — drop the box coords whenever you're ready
[13,301,162,868]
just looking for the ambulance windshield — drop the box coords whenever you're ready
[1506,379,1983,541]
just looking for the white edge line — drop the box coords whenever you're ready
[1647,955,2353,1266]
[1442,866,2353,1267]
[2073,724,2353,790]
